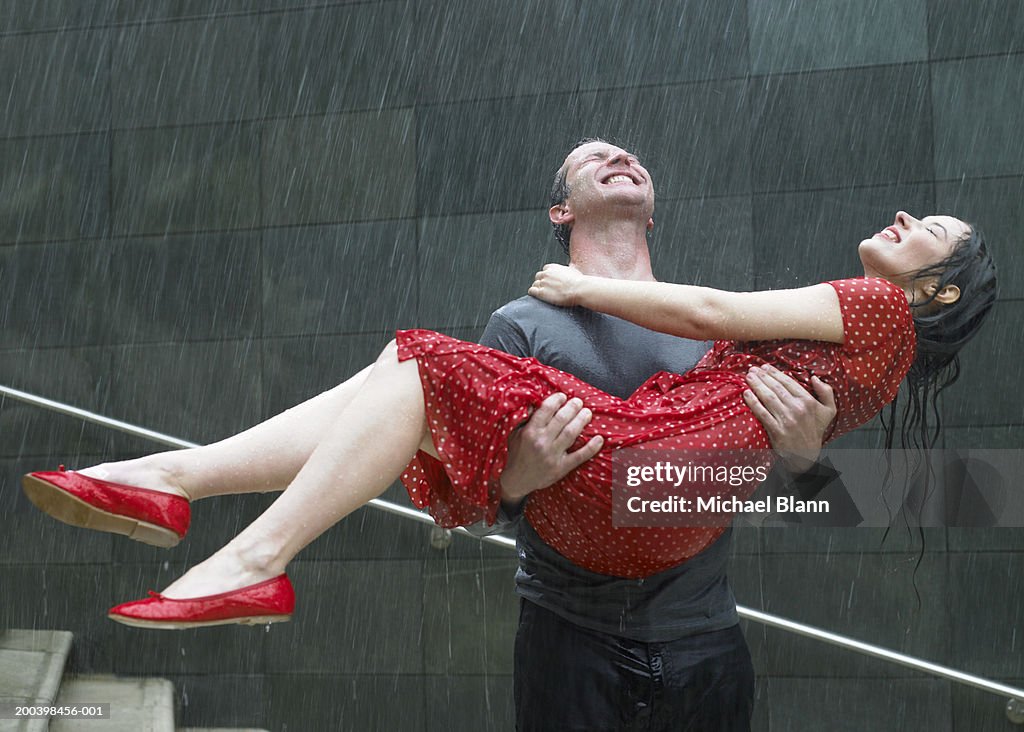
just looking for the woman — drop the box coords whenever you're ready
[23,212,997,628]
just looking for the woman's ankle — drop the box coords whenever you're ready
[160,544,284,598]
[78,455,191,500]
[224,533,290,579]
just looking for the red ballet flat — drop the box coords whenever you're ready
[107,574,296,629]
[21,467,190,548]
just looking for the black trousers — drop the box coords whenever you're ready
[514,600,755,732]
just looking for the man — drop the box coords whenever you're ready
[479,139,840,731]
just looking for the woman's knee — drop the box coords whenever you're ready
[375,339,399,366]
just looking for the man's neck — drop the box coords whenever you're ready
[567,220,656,281]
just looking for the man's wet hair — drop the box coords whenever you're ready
[549,137,612,256]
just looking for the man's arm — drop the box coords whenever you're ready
[501,393,603,513]
[739,364,860,524]
[468,310,601,532]
[743,364,836,474]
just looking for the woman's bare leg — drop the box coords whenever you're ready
[79,365,374,500]
[159,341,432,598]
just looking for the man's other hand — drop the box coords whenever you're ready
[500,392,604,508]
[742,364,836,474]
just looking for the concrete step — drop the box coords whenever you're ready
[50,675,174,732]
[0,629,74,732]
[0,631,267,732]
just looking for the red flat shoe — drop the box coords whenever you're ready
[108,574,295,629]
[22,467,190,548]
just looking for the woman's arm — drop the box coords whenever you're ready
[529,264,846,343]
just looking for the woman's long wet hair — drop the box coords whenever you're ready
[881,223,998,451]
[880,224,997,602]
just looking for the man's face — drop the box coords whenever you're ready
[559,142,655,222]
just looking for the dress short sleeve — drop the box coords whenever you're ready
[827,278,913,353]
[825,277,917,435]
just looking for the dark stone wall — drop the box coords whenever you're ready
[1,1,1020,729]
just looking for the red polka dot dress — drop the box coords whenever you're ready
[398,278,915,578]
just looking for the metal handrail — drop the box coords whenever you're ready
[2,382,1022,722]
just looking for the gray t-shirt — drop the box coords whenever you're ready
[479,295,739,642]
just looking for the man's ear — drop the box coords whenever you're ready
[550,203,574,227]
[647,217,654,232]
[925,282,962,305]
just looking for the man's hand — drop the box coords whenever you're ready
[742,364,836,474]
[500,392,604,509]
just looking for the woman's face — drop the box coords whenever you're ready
[859,211,970,298]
